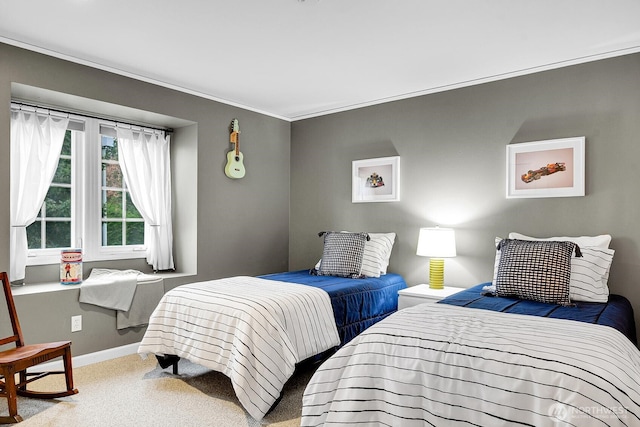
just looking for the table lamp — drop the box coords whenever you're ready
[416,227,457,289]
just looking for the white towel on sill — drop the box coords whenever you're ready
[79,269,141,311]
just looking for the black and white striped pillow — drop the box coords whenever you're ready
[495,239,579,305]
[317,232,369,278]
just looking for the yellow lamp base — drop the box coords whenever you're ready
[429,258,445,289]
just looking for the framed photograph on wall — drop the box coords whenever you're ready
[352,156,400,203]
[506,136,585,198]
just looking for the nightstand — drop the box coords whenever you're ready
[398,284,464,310]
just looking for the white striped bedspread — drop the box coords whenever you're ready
[301,303,640,427]
[138,276,340,420]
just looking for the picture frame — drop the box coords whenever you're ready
[352,156,400,203]
[506,136,585,199]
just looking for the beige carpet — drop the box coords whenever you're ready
[0,354,316,426]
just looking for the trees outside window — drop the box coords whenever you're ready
[100,135,144,247]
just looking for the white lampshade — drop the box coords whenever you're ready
[416,227,457,258]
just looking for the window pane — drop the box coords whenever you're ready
[27,222,42,249]
[53,158,71,184]
[46,221,71,248]
[61,130,72,156]
[26,128,74,252]
[103,222,122,246]
[45,186,72,217]
[101,136,118,161]
[102,163,122,188]
[103,190,123,218]
[125,192,142,218]
[126,222,144,245]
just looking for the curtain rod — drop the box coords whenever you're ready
[10,101,174,134]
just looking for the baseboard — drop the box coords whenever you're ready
[39,342,141,371]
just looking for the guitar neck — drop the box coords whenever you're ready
[230,118,241,157]
[230,131,240,155]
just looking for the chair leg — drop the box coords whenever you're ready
[63,348,74,392]
[0,368,23,423]
[18,370,27,392]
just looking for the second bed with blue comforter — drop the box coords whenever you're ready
[302,284,640,426]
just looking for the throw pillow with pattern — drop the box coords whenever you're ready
[495,239,581,305]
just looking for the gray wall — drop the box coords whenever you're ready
[0,43,290,355]
[290,53,640,336]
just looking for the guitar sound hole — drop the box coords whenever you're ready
[235,156,240,161]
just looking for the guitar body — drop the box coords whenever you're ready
[225,119,245,179]
[225,149,246,179]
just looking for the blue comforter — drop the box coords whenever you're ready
[439,282,637,344]
[261,270,407,346]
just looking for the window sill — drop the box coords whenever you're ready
[11,281,76,296]
[11,270,191,296]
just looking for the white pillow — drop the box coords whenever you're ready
[569,246,615,303]
[508,232,611,248]
[490,237,503,288]
[314,232,396,278]
[493,234,614,303]
[365,233,396,275]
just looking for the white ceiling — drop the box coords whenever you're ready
[1,1,640,121]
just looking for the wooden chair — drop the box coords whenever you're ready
[0,272,78,423]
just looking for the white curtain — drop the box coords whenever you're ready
[116,128,174,271]
[10,111,70,282]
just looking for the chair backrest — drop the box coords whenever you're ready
[0,272,25,349]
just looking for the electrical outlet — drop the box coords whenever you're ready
[71,315,82,332]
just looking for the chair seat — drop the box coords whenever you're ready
[0,341,71,367]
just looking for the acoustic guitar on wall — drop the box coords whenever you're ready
[225,118,245,179]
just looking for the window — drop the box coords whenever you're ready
[25,118,147,266]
